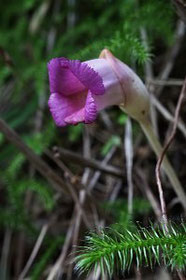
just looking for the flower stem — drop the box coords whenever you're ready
[140,119,186,211]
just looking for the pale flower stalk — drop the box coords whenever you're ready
[99,49,186,210]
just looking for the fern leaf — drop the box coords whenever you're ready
[75,223,186,277]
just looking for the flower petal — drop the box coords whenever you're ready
[48,92,87,126]
[64,108,85,125]
[85,91,97,124]
[48,58,86,95]
[86,59,124,110]
[68,60,105,95]
[48,58,105,97]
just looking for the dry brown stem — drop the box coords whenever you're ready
[155,77,186,224]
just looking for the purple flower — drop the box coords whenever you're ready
[48,49,149,126]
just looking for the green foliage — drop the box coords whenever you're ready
[104,198,151,217]
[117,113,128,125]
[12,179,55,211]
[68,0,174,64]
[0,120,55,233]
[101,135,121,156]
[75,223,186,278]
[0,176,54,232]
[25,122,56,155]
[68,124,83,142]
[0,118,56,231]
[103,198,151,230]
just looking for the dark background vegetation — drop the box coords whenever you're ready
[0,0,185,279]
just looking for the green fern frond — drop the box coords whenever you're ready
[71,31,151,65]
[75,223,186,277]
[14,179,55,211]
[102,198,151,232]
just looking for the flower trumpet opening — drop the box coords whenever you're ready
[48,58,105,126]
[48,56,124,127]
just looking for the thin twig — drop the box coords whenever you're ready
[46,216,75,280]
[172,0,186,24]
[140,118,186,210]
[151,94,186,139]
[87,146,117,190]
[124,118,134,215]
[18,224,49,280]
[55,147,124,178]
[155,77,186,225]
[67,190,87,280]
[147,78,184,87]
[65,179,92,229]
[46,150,93,228]
[136,169,162,220]
[141,27,159,138]
[100,110,114,133]
[0,229,12,280]
[177,269,186,280]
